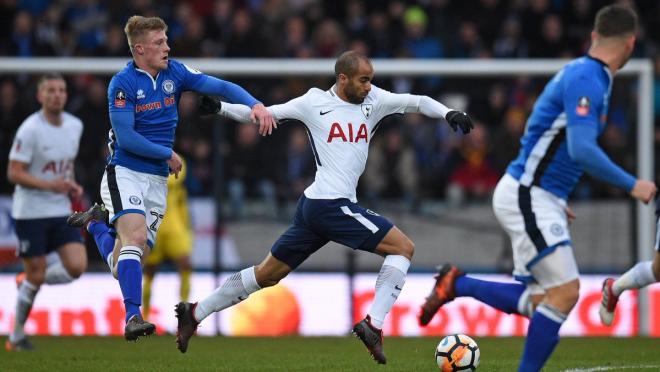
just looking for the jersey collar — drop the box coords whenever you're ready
[129,60,160,90]
[585,54,608,68]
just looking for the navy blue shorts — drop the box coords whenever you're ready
[271,195,393,269]
[14,217,83,258]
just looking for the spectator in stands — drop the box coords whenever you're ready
[226,124,277,219]
[65,0,107,55]
[529,14,569,58]
[0,79,30,193]
[446,123,499,205]
[493,16,528,58]
[280,126,315,202]
[364,128,419,211]
[312,20,345,58]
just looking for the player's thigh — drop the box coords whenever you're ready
[100,165,148,224]
[529,244,579,292]
[374,226,414,259]
[56,242,87,276]
[270,223,327,270]
[48,217,85,272]
[14,218,49,258]
[114,212,148,247]
[143,174,167,248]
[305,198,393,254]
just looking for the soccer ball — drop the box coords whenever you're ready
[435,334,480,371]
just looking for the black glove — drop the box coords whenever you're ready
[198,94,222,115]
[445,110,473,134]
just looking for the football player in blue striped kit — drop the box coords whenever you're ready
[67,15,274,341]
[418,5,656,372]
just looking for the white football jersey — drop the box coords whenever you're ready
[9,111,83,219]
[268,85,414,202]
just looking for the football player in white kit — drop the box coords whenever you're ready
[5,74,87,351]
[175,51,473,363]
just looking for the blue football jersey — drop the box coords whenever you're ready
[507,56,612,199]
[106,59,204,176]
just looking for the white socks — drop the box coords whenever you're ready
[612,261,657,296]
[194,266,261,322]
[10,280,39,343]
[368,255,410,329]
[44,261,75,284]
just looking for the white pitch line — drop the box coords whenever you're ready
[562,365,660,372]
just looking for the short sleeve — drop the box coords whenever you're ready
[108,75,135,112]
[563,72,604,128]
[9,123,35,163]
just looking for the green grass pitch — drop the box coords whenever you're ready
[3,336,660,371]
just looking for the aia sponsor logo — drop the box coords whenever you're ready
[327,122,368,143]
[41,159,73,175]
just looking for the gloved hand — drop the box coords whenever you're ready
[445,110,473,134]
[198,94,222,115]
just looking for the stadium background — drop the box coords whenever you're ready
[1,0,660,338]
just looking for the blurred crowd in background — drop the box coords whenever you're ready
[1,0,660,218]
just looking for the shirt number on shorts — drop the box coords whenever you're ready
[149,211,164,232]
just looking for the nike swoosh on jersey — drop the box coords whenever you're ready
[394,285,403,291]
[320,110,333,115]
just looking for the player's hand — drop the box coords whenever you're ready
[49,177,72,194]
[445,110,473,134]
[168,151,183,179]
[250,103,277,136]
[630,179,657,204]
[69,182,84,201]
[198,94,222,115]
[565,206,576,225]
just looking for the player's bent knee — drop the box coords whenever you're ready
[546,280,580,313]
[68,262,87,278]
[26,270,45,286]
[402,238,415,259]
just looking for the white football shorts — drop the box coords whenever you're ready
[100,164,167,247]
[492,173,579,290]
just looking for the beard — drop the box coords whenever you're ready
[344,87,366,104]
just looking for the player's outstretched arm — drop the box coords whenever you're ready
[199,95,281,136]
[410,96,473,134]
[567,124,656,203]
[191,75,275,135]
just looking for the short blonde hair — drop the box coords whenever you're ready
[124,15,168,49]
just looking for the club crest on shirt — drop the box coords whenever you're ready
[136,89,145,99]
[576,96,590,116]
[361,103,373,119]
[550,223,564,237]
[162,79,175,94]
[114,90,126,108]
